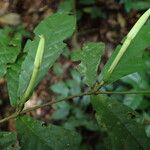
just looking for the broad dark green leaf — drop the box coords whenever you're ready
[92,95,150,150]
[0,28,21,78]
[16,116,81,150]
[6,58,23,106]
[16,12,76,105]
[0,131,18,150]
[99,25,150,84]
[72,42,105,86]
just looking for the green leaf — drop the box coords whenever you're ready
[132,1,150,10]
[0,65,7,78]
[0,28,21,78]
[17,12,76,105]
[121,72,149,90]
[0,132,17,150]
[123,93,143,110]
[6,58,23,106]
[58,0,74,13]
[121,72,149,109]
[51,81,69,97]
[16,116,81,150]
[52,101,70,120]
[72,42,105,87]
[53,63,64,76]
[92,95,150,150]
[71,69,82,84]
[121,0,150,12]
[99,25,150,84]
[66,79,81,98]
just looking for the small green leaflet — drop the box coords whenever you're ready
[72,42,105,87]
[99,25,150,84]
[16,116,81,150]
[0,131,18,150]
[0,27,21,78]
[91,95,150,150]
[10,12,76,106]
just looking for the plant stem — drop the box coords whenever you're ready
[95,90,150,95]
[0,90,150,124]
[0,91,93,124]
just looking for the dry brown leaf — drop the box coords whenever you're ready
[0,13,21,25]
[0,1,9,16]
[117,13,126,28]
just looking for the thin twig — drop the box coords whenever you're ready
[0,90,150,124]
[96,90,150,95]
[0,91,94,124]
